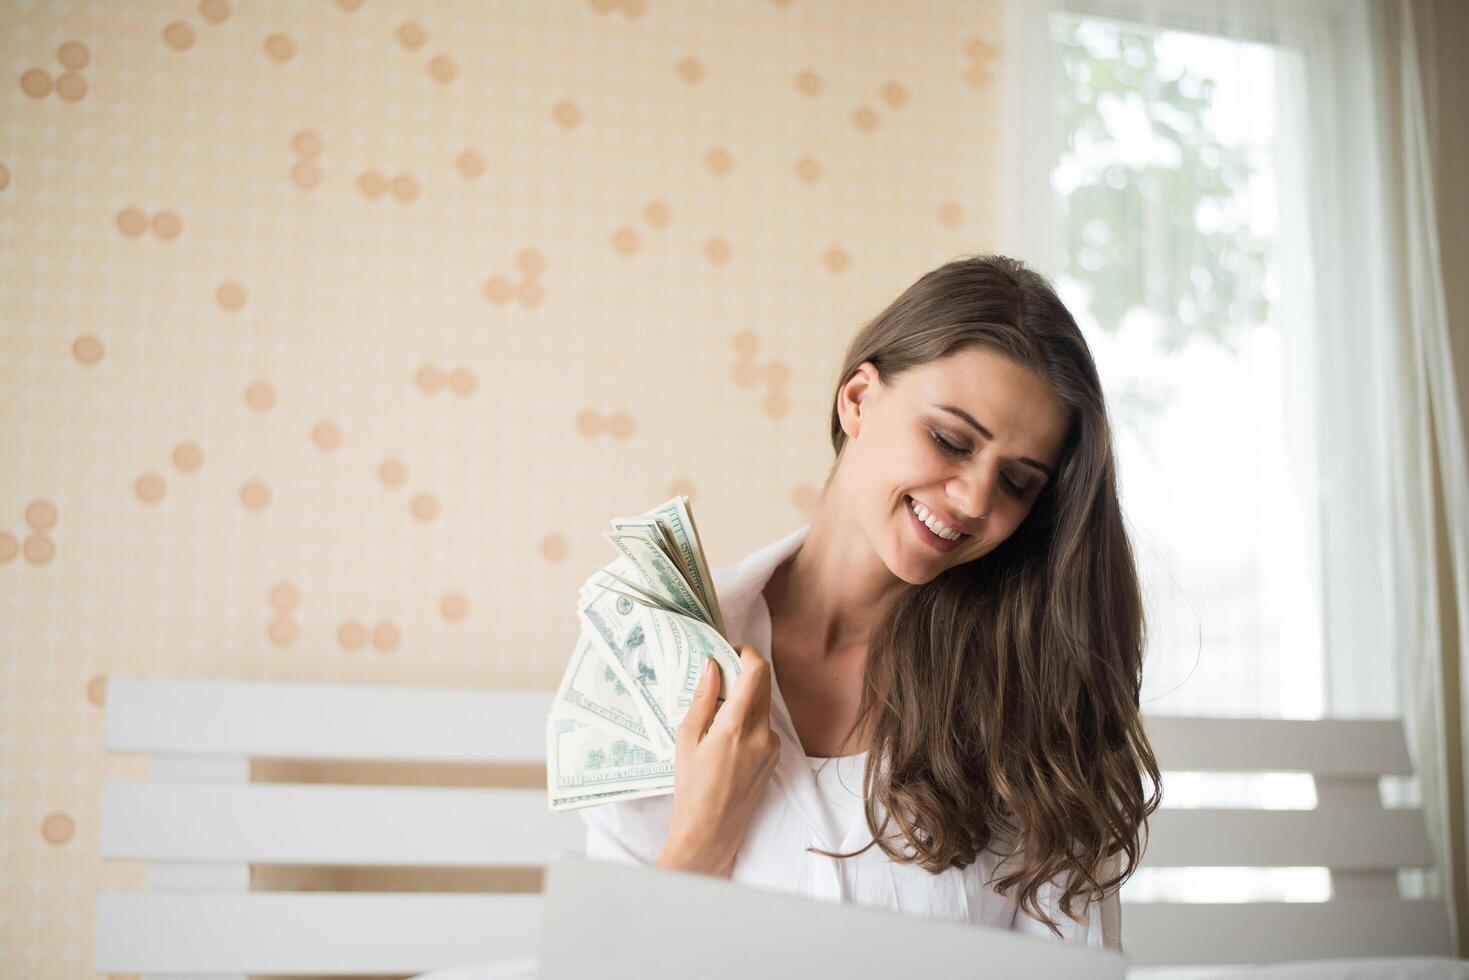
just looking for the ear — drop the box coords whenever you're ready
[836,361,880,440]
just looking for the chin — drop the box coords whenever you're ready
[884,541,945,586]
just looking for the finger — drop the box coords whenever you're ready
[725,645,773,730]
[678,655,722,746]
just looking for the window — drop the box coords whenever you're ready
[1047,10,1326,903]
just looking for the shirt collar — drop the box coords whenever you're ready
[711,523,811,636]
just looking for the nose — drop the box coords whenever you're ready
[948,464,993,524]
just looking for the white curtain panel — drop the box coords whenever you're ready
[997,0,1468,934]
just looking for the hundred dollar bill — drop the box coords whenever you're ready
[576,574,682,750]
[595,564,697,623]
[636,495,726,637]
[547,494,738,812]
[580,569,742,725]
[603,529,713,626]
[546,714,674,812]
[551,632,662,754]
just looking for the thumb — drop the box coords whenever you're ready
[679,656,721,744]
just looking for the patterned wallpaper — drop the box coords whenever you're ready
[0,0,1004,973]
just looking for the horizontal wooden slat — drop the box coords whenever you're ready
[95,891,542,974]
[104,677,1414,776]
[99,781,584,866]
[1139,807,1434,868]
[1144,715,1412,776]
[103,675,552,763]
[1122,900,1453,965]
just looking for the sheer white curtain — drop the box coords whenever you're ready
[997,0,1468,932]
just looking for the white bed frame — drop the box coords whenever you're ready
[93,674,1454,977]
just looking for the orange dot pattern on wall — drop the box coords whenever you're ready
[395,22,457,85]
[240,479,272,512]
[794,69,822,97]
[675,56,705,85]
[791,484,819,516]
[540,533,568,562]
[378,458,408,488]
[821,245,850,275]
[163,2,231,54]
[311,419,343,451]
[415,363,478,397]
[0,162,9,192]
[358,169,419,203]
[667,476,697,506]
[484,248,546,309]
[337,619,368,650]
[409,492,439,523]
[938,200,965,229]
[702,236,732,266]
[86,674,109,708]
[291,129,323,191]
[19,40,91,102]
[162,21,195,51]
[849,79,908,134]
[372,620,401,651]
[216,280,248,312]
[588,0,647,20]
[171,440,204,473]
[264,34,296,64]
[71,334,104,366]
[40,812,74,846]
[245,380,276,412]
[116,207,183,241]
[268,617,299,648]
[644,200,671,229]
[268,581,300,649]
[396,21,428,51]
[703,146,733,176]
[730,330,792,419]
[0,498,59,567]
[135,472,166,505]
[455,149,486,179]
[199,0,231,26]
[337,617,403,652]
[440,591,469,622]
[793,156,823,184]
[574,408,637,440]
[374,458,439,525]
[964,36,1000,89]
[426,54,457,85]
[551,100,583,129]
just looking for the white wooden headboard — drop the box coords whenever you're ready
[92,674,1453,976]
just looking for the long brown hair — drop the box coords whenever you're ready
[812,253,1162,938]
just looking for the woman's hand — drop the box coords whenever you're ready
[655,644,782,877]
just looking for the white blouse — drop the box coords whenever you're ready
[579,522,1123,952]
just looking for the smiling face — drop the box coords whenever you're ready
[832,346,1071,585]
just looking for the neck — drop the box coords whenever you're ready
[765,486,904,659]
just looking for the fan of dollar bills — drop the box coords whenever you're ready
[546,495,746,811]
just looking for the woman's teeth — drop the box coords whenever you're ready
[908,496,965,540]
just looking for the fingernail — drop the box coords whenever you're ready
[703,658,714,682]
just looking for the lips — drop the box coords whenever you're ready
[905,494,966,554]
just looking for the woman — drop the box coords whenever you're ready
[581,253,1161,951]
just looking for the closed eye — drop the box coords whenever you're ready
[928,428,1030,498]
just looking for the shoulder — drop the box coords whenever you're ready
[1004,850,1123,952]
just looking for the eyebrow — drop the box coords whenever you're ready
[935,404,1055,480]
